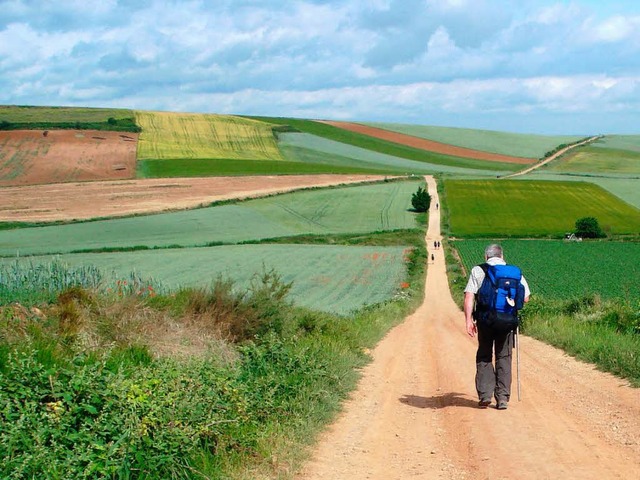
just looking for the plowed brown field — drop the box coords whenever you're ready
[0,129,138,186]
[320,121,537,165]
[0,174,392,222]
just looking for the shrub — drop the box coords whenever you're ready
[575,216,605,238]
[411,186,431,212]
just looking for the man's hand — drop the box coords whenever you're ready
[466,319,477,337]
[463,292,477,337]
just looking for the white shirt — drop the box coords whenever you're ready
[464,257,531,297]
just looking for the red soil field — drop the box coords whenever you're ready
[319,121,537,165]
[0,129,138,186]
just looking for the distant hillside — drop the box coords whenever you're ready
[362,122,583,159]
[0,105,601,184]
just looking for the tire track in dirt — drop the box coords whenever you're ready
[296,175,640,480]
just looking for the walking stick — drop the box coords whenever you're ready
[515,326,521,401]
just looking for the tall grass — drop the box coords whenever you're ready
[0,259,164,306]
[519,296,640,386]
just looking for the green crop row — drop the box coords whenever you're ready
[452,239,640,300]
[444,179,640,237]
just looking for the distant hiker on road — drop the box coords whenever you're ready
[464,244,530,410]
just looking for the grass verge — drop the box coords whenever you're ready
[0,236,427,478]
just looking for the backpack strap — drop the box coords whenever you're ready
[473,263,490,318]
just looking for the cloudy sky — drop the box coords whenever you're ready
[1,0,639,134]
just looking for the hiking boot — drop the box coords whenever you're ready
[496,400,508,410]
[478,398,491,408]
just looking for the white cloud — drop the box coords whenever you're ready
[1,1,640,133]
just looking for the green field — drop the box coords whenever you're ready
[137,157,392,177]
[249,116,522,173]
[453,239,640,300]
[522,172,640,210]
[136,111,283,161]
[278,132,510,176]
[362,122,582,159]
[2,244,409,315]
[0,180,422,256]
[544,145,640,175]
[0,105,139,132]
[592,135,640,153]
[444,179,640,237]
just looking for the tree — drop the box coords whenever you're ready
[411,186,431,212]
[575,217,605,238]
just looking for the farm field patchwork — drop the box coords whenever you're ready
[0,180,422,256]
[0,174,390,223]
[250,116,520,173]
[444,179,640,237]
[135,111,283,161]
[453,239,640,300]
[278,132,509,177]
[2,244,410,315]
[319,121,538,164]
[363,122,582,160]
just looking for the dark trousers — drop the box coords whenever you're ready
[476,325,514,402]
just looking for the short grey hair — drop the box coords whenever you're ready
[485,243,503,259]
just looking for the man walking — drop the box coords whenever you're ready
[464,244,530,410]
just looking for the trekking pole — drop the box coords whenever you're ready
[515,326,521,401]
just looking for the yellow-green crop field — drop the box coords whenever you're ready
[444,179,640,237]
[135,111,284,161]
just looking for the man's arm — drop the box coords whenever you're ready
[464,292,477,337]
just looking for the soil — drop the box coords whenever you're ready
[0,129,138,186]
[0,174,392,222]
[295,175,640,480]
[319,121,537,165]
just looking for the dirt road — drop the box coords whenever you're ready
[296,176,640,480]
[502,136,601,178]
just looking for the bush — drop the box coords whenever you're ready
[575,216,605,238]
[411,186,431,212]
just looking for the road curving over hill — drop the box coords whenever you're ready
[296,175,640,480]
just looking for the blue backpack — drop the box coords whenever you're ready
[474,263,525,331]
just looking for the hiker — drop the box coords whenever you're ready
[463,244,530,410]
[437,241,440,249]
[431,253,435,262]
